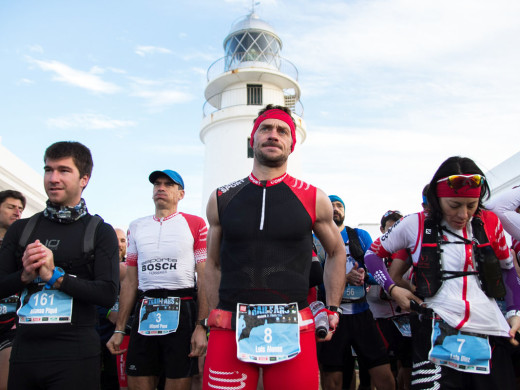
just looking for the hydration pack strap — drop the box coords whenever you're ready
[441,270,479,280]
[18,212,43,248]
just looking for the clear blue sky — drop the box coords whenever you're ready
[1,0,519,232]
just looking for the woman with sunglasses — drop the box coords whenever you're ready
[365,156,520,389]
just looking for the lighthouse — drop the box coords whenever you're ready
[200,11,306,208]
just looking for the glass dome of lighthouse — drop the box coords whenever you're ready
[223,12,282,71]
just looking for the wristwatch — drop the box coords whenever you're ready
[198,318,209,331]
[326,305,343,315]
[45,267,65,290]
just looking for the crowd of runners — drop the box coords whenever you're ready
[1,104,520,390]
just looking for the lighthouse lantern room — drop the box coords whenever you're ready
[200,10,307,208]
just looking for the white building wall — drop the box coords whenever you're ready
[0,138,46,217]
[486,151,520,197]
[200,105,304,209]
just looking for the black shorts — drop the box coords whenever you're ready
[410,313,516,389]
[126,298,198,379]
[319,309,389,371]
[375,316,412,368]
[8,356,100,390]
[0,329,15,352]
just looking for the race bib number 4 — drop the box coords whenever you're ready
[428,318,491,374]
[138,297,180,336]
[18,287,73,324]
[236,303,300,364]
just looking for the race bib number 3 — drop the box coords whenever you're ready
[18,288,73,324]
[428,318,491,374]
[138,297,180,336]
[236,303,300,364]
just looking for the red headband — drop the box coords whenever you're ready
[436,180,482,198]
[250,109,297,153]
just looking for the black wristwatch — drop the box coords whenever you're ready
[197,318,209,331]
[326,305,343,315]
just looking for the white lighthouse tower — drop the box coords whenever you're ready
[200,10,306,207]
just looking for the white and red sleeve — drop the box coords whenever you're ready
[126,224,138,267]
[481,210,513,268]
[182,213,208,264]
[368,213,421,259]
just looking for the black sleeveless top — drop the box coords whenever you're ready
[216,173,317,311]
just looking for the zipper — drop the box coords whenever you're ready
[158,218,163,249]
[259,184,266,230]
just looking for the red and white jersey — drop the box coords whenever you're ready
[368,210,513,337]
[486,186,520,241]
[126,212,207,292]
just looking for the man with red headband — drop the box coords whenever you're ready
[202,104,346,390]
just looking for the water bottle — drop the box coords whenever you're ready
[309,301,329,339]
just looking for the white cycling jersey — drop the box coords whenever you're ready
[126,212,207,292]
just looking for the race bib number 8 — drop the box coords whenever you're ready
[236,302,300,364]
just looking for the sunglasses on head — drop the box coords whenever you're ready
[382,210,402,219]
[437,174,484,189]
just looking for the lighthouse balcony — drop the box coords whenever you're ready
[203,85,303,118]
[207,53,298,83]
[207,50,298,82]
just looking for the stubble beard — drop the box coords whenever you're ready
[333,213,344,227]
[254,148,288,168]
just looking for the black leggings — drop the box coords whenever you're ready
[8,355,100,390]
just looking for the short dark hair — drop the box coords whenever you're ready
[422,184,430,197]
[426,156,489,224]
[254,104,297,129]
[44,141,93,178]
[0,190,26,209]
[380,211,403,229]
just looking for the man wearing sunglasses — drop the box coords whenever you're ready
[314,196,395,390]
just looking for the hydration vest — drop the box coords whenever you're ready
[345,226,364,262]
[414,215,505,299]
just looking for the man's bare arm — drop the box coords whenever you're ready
[313,189,346,308]
[106,265,138,355]
[205,191,222,312]
[190,261,209,357]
